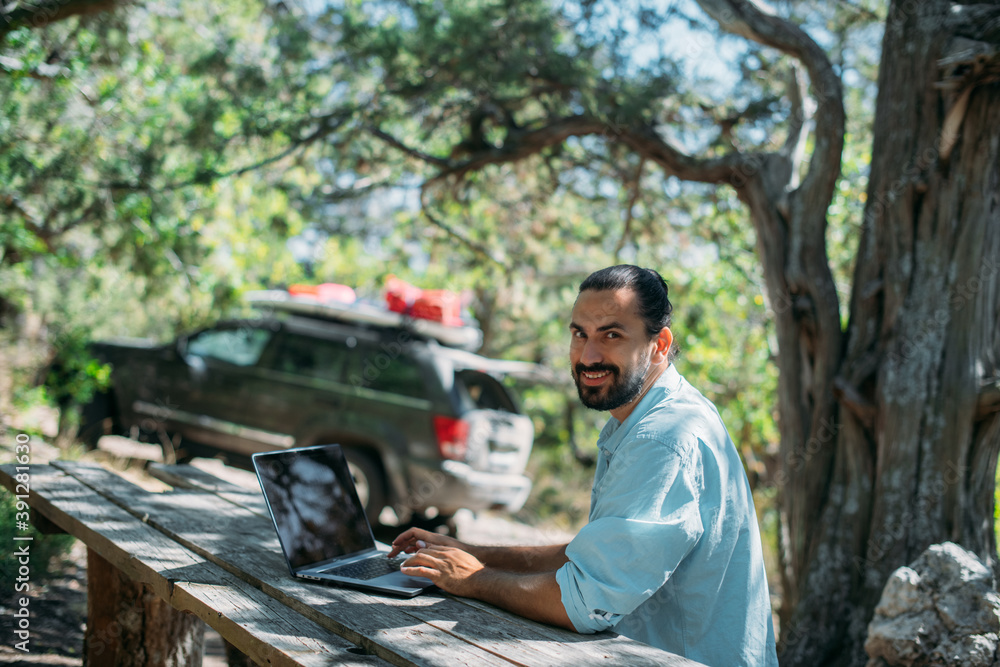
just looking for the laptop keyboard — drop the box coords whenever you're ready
[325,556,409,581]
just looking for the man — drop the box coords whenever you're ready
[390,265,778,666]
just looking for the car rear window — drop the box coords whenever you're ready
[456,370,518,413]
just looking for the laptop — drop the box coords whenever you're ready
[252,444,435,597]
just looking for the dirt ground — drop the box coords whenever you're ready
[0,540,87,665]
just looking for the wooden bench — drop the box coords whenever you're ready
[0,459,704,666]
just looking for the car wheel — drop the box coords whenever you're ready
[343,448,386,525]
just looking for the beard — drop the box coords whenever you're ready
[573,352,651,412]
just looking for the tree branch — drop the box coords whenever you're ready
[0,0,119,42]
[103,111,351,191]
[418,186,510,271]
[613,157,645,262]
[374,114,752,187]
[695,0,845,207]
[617,123,751,185]
[368,127,450,167]
[431,116,608,182]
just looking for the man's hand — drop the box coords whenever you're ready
[388,527,467,558]
[390,526,574,630]
[400,545,485,597]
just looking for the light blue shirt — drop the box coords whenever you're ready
[556,365,778,666]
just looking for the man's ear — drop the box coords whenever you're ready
[653,327,673,363]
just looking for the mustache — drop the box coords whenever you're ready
[575,363,618,376]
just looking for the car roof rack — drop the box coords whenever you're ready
[244,290,484,352]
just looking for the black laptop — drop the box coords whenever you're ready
[252,444,434,597]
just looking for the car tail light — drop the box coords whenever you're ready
[433,415,469,460]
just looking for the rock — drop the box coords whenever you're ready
[865,542,1000,667]
[865,609,942,666]
[875,567,930,618]
[932,634,999,666]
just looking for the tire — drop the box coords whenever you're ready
[343,448,387,526]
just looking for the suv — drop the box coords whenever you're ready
[80,308,537,526]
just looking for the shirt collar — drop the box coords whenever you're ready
[597,364,682,456]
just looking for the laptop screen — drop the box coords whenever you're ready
[254,445,375,571]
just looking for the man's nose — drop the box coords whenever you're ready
[579,339,603,365]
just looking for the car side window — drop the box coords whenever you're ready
[267,333,349,383]
[186,327,272,367]
[347,343,426,399]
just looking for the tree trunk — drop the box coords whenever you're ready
[84,549,206,667]
[776,2,1000,665]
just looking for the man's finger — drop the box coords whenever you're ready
[388,530,416,557]
[418,544,453,555]
[392,527,432,545]
[404,551,442,568]
[389,528,433,557]
[400,564,439,579]
[388,538,427,558]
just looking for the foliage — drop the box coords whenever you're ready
[0,488,76,596]
[43,330,111,407]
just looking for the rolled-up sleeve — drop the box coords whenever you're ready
[555,438,704,633]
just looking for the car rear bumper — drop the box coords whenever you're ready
[403,460,532,515]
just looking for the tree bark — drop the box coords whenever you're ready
[84,549,205,667]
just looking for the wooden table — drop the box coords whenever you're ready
[0,459,703,666]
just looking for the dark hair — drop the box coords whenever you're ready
[579,265,673,338]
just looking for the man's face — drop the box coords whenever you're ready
[569,288,656,412]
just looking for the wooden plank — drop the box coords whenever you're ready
[410,598,706,666]
[0,465,389,667]
[51,460,699,666]
[146,462,270,518]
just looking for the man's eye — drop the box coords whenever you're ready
[606,332,620,339]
